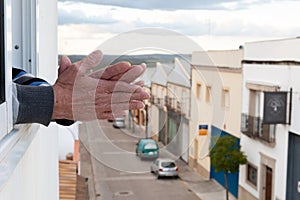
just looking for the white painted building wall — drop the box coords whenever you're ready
[150,63,168,138]
[239,38,300,200]
[0,1,60,200]
[192,50,243,69]
[150,83,167,136]
[0,125,59,200]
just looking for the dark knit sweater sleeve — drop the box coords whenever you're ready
[15,84,54,126]
[12,67,75,126]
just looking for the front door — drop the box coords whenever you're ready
[265,166,272,200]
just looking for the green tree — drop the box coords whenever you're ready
[210,135,247,200]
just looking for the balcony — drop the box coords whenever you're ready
[164,96,187,116]
[150,96,165,107]
[241,113,275,144]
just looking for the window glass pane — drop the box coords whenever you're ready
[161,162,176,168]
[247,163,257,187]
[222,88,230,108]
[0,0,5,104]
[206,86,211,102]
[144,143,157,150]
[196,83,201,99]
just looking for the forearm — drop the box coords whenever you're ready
[13,83,54,126]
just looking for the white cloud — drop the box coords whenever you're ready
[58,0,247,10]
[58,0,300,54]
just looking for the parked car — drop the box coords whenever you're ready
[150,158,179,179]
[112,118,126,128]
[135,138,159,159]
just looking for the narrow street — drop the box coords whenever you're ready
[79,120,200,200]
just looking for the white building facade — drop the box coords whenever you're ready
[239,38,300,200]
[150,62,169,143]
[165,58,191,162]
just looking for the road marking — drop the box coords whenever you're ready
[90,140,137,143]
[101,151,135,155]
[101,175,156,181]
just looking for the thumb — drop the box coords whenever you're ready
[58,55,72,75]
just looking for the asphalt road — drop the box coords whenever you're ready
[79,120,200,200]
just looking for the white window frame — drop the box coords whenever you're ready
[0,0,38,139]
[12,0,37,75]
[246,162,258,189]
[0,0,13,140]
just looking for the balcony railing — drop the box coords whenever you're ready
[164,96,187,116]
[241,113,275,144]
[150,96,165,107]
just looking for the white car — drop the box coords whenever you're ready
[150,158,179,179]
[112,118,126,128]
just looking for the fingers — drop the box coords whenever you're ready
[89,62,146,83]
[58,55,72,75]
[96,100,145,114]
[78,50,103,74]
[95,91,150,104]
[134,80,145,87]
[90,61,132,80]
[117,63,146,83]
[97,79,145,94]
[98,111,126,120]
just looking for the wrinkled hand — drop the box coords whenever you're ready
[52,50,150,121]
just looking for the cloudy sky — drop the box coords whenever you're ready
[57,0,300,55]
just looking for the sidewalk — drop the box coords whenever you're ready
[124,124,237,200]
[160,143,237,200]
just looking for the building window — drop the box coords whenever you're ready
[222,88,230,108]
[206,86,211,102]
[241,89,276,143]
[0,1,5,104]
[247,163,258,188]
[249,89,261,117]
[196,83,201,99]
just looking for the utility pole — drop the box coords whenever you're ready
[145,104,149,138]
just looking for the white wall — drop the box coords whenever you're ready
[0,1,60,199]
[192,49,243,68]
[240,125,289,199]
[290,67,300,134]
[37,0,58,83]
[0,125,59,200]
[240,38,300,200]
[244,38,300,61]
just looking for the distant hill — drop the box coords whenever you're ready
[58,54,191,69]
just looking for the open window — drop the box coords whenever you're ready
[0,0,38,140]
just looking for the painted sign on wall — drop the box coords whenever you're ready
[198,125,208,136]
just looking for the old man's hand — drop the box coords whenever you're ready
[52,50,149,121]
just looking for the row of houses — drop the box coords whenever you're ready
[136,37,300,200]
[1,1,299,199]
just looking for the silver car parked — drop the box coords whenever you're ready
[112,118,126,128]
[150,158,179,179]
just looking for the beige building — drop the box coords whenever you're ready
[189,49,243,197]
